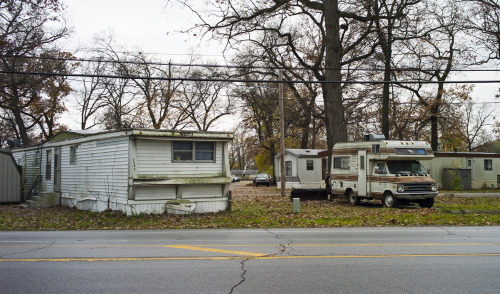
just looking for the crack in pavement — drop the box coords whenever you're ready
[228,258,248,294]
[438,227,472,239]
[0,241,56,258]
[264,229,294,256]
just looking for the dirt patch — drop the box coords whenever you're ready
[230,181,284,199]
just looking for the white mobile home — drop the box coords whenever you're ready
[274,149,325,189]
[421,152,500,190]
[12,129,233,215]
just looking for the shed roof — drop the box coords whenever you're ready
[434,151,500,158]
[276,149,325,158]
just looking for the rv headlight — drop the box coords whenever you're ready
[397,184,405,193]
[431,184,437,192]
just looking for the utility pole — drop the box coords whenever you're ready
[279,70,286,197]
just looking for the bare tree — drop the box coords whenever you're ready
[179,66,232,131]
[76,56,109,130]
[127,53,190,129]
[396,0,478,150]
[463,100,496,151]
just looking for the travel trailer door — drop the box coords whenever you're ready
[358,150,367,196]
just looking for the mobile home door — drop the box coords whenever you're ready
[358,150,367,196]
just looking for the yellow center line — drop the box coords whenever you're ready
[1,253,500,262]
[0,242,498,248]
[164,245,267,257]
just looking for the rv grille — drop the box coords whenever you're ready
[403,184,434,192]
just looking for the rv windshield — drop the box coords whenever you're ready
[387,160,427,175]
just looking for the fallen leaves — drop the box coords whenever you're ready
[0,184,499,231]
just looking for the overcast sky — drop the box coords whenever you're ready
[63,0,224,59]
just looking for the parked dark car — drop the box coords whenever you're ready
[254,173,271,187]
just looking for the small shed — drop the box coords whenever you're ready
[274,149,325,189]
[421,152,500,189]
[0,150,22,203]
[12,129,233,214]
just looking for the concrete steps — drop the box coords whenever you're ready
[24,193,60,208]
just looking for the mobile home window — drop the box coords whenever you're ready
[285,161,292,176]
[34,150,40,166]
[334,157,350,169]
[70,145,78,165]
[173,141,215,162]
[45,150,52,180]
[306,160,314,171]
[484,159,493,171]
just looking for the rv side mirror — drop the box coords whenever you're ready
[427,168,431,174]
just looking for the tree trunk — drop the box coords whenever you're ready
[324,0,347,170]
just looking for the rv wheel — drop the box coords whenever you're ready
[348,192,360,206]
[383,193,399,208]
[419,198,434,208]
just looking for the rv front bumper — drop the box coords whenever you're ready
[395,192,438,199]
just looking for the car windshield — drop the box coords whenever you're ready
[387,161,427,175]
[257,174,268,178]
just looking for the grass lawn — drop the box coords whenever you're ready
[1,193,499,231]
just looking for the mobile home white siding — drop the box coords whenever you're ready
[13,147,40,198]
[60,136,129,211]
[135,140,224,177]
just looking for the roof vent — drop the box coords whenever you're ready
[364,134,386,141]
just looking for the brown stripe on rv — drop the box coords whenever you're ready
[367,176,436,184]
[332,175,358,181]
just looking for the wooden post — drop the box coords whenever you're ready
[279,70,286,197]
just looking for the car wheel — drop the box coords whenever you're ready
[419,198,434,208]
[348,191,360,206]
[383,193,399,208]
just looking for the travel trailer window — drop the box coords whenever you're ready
[484,159,493,171]
[394,148,426,155]
[334,157,350,169]
[387,160,427,175]
[173,141,215,162]
[307,160,314,170]
[372,144,380,154]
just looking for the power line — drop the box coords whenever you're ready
[2,70,500,85]
[3,54,500,73]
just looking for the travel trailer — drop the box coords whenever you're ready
[329,136,438,208]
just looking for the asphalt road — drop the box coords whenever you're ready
[1,227,499,293]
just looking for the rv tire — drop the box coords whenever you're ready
[383,193,399,208]
[348,192,360,206]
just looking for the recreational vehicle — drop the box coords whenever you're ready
[330,136,438,208]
